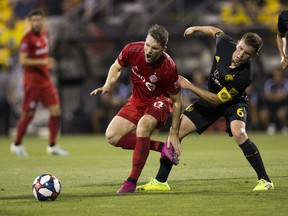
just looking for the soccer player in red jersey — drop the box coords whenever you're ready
[90,24,182,193]
[10,9,68,157]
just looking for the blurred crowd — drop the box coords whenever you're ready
[0,0,288,135]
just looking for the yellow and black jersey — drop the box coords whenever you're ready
[208,33,252,104]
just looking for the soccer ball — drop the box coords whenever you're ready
[32,174,61,201]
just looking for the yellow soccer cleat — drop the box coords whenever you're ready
[253,179,274,191]
[137,178,171,191]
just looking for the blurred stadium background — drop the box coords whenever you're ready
[0,0,288,136]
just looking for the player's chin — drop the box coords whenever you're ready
[145,56,153,63]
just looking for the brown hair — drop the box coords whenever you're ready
[241,32,263,53]
[148,24,169,47]
[28,9,44,18]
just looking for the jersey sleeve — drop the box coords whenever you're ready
[117,43,131,67]
[19,35,29,53]
[277,10,288,37]
[166,65,181,94]
[215,33,233,46]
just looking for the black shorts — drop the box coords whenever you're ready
[183,98,248,136]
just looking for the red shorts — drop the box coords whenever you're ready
[22,84,59,112]
[117,97,172,129]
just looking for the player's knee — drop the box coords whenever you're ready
[105,129,117,146]
[48,105,61,117]
[51,111,61,117]
[232,128,248,144]
[136,121,154,137]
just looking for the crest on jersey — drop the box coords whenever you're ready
[225,74,234,82]
[215,56,220,62]
[149,74,158,83]
[36,41,41,47]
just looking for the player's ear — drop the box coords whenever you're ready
[251,46,261,59]
[163,46,167,52]
[251,51,259,59]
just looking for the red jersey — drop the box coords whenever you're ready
[117,42,181,107]
[19,30,52,88]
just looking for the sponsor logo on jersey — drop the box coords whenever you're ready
[213,70,220,79]
[211,70,223,89]
[145,82,156,91]
[132,65,156,91]
[35,46,49,55]
[229,88,238,96]
[132,65,139,73]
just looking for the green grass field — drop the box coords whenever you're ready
[0,132,287,216]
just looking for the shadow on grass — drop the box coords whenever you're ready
[1,176,285,201]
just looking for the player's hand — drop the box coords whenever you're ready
[184,27,196,38]
[90,86,110,96]
[167,133,182,156]
[281,56,288,70]
[179,75,192,89]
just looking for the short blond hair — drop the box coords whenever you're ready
[241,32,263,53]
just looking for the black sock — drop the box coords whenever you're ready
[158,142,164,152]
[156,156,173,182]
[239,138,271,182]
[127,177,137,184]
[49,143,56,147]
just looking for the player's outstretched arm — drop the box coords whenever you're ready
[184,26,223,38]
[179,75,222,105]
[90,59,123,96]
